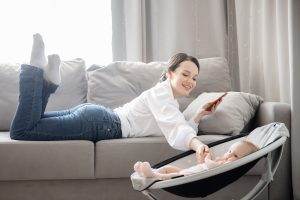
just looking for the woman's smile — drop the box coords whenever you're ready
[182,83,193,91]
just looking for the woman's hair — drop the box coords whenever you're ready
[160,53,200,82]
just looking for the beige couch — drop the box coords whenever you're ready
[0,57,292,200]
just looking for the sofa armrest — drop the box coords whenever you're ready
[255,102,291,130]
[254,102,292,199]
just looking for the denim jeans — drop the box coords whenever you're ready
[10,65,122,142]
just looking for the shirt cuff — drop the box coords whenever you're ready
[188,118,199,132]
[185,133,198,150]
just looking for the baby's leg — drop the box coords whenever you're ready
[134,161,143,176]
[134,162,182,180]
[158,165,181,174]
[134,161,161,178]
[139,162,158,178]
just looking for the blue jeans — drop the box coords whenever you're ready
[10,65,122,142]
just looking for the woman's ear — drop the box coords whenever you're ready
[166,70,172,79]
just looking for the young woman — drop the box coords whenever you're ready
[10,34,220,162]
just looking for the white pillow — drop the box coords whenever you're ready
[183,92,263,135]
[0,58,87,131]
[87,61,167,109]
[47,58,88,111]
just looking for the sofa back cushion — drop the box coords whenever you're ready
[87,57,231,110]
[87,61,166,109]
[0,58,88,131]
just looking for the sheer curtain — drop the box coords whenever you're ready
[234,0,300,199]
[0,0,112,66]
[290,0,300,199]
[111,0,227,62]
[234,0,290,103]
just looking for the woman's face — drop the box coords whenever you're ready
[167,61,199,98]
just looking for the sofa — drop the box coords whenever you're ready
[0,57,292,200]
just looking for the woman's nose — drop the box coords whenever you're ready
[186,78,195,86]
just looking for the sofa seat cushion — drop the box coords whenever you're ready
[0,132,94,181]
[95,135,266,178]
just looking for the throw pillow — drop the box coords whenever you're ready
[86,61,167,109]
[0,58,87,131]
[183,92,263,135]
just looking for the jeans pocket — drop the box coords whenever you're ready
[81,104,109,122]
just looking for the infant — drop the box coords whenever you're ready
[134,140,258,180]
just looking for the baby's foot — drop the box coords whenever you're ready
[44,54,61,85]
[30,33,47,69]
[134,161,143,176]
[140,162,157,178]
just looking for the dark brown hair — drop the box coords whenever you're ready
[160,53,200,82]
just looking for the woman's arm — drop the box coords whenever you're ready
[146,83,199,151]
[189,137,209,163]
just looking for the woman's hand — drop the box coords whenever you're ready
[196,144,210,163]
[189,138,210,163]
[202,99,221,112]
[193,100,222,123]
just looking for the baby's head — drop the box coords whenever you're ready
[221,140,258,162]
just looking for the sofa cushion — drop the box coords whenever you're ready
[0,132,94,180]
[183,92,263,135]
[87,57,231,111]
[0,59,87,131]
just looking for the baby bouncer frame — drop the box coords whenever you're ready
[131,123,289,200]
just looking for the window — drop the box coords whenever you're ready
[0,0,112,66]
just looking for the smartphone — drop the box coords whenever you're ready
[205,92,228,111]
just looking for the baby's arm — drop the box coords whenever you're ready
[205,152,212,160]
[204,155,223,169]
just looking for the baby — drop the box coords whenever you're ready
[134,140,258,180]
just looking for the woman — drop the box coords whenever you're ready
[10,34,219,162]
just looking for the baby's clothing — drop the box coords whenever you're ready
[180,158,221,175]
[114,80,198,151]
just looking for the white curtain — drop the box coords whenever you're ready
[235,0,300,199]
[290,0,300,199]
[111,0,227,63]
[235,0,290,103]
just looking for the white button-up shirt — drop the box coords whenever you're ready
[114,80,198,151]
